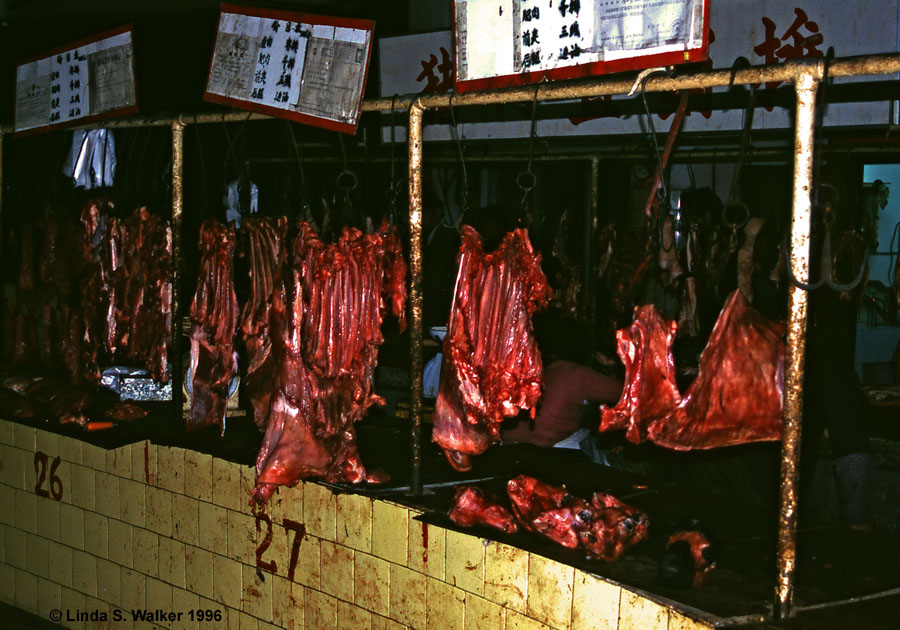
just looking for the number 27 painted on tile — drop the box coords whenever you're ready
[255,512,306,582]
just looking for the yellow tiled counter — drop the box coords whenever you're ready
[0,418,717,630]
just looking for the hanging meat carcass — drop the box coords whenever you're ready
[433,226,552,472]
[252,222,407,504]
[117,207,174,383]
[79,199,114,384]
[646,289,785,449]
[599,304,681,445]
[75,204,174,384]
[551,209,583,319]
[187,220,239,433]
[599,290,785,449]
[239,217,288,430]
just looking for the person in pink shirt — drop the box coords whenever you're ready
[502,315,623,448]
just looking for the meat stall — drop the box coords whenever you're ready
[2,50,900,630]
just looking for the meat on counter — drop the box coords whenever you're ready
[450,475,649,562]
[448,485,518,534]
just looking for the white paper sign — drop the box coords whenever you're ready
[205,7,374,133]
[455,0,707,88]
[15,28,136,134]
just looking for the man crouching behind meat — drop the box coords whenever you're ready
[502,314,623,451]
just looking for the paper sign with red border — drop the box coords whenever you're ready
[203,3,374,134]
[14,24,138,136]
[453,0,710,93]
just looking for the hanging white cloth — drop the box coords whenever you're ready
[62,129,117,189]
[224,179,258,228]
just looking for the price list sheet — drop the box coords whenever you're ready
[14,26,137,134]
[205,4,374,134]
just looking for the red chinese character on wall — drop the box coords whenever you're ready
[569,94,617,125]
[416,46,454,93]
[754,7,824,91]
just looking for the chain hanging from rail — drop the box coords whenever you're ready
[517,83,542,229]
[386,94,403,230]
[445,92,468,231]
[723,58,756,254]
[285,120,312,226]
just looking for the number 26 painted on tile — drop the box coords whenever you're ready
[34,452,63,500]
[255,512,306,582]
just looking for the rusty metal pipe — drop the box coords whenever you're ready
[0,53,897,138]
[408,100,425,496]
[171,122,185,419]
[774,70,818,620]
[366,54,900,112]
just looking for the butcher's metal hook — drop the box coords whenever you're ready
[517,83,543,225]
[787,52,866,292]
[787,189,869,292]
[628,66,668,97]
[639,68,672,209]
[445,92,467,231]
[285,120,311,224]
[386,93,403,230]
[724,57,757,251]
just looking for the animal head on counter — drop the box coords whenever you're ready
[505,474,649,561]
[577,492,650,562]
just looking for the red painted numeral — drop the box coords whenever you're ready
[34,452,64,500]
[255,512,278,573]
[34,451,62,501]
[34,452,49,497]
[49,456,63,500]
[282,518,306,582]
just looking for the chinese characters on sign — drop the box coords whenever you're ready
[517,0,586,71]
[205,7,374,133]
[14,27,136,134]
[455,0,707,91]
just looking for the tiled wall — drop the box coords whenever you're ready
[0,419,715,630]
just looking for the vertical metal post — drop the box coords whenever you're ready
[171,122,185,421]
[408,100,425,496]
[774,69,819,620]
